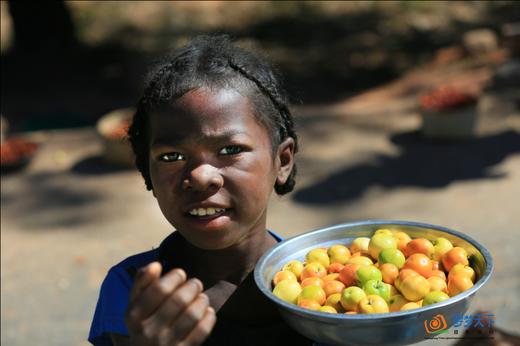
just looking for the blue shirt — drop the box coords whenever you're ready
[88,230,285,345]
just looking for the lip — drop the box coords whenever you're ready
[182,202,230,215]
[185,208,231,221]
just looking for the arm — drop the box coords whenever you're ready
[110,333,131,346]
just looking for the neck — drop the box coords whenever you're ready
[182,228,278,286]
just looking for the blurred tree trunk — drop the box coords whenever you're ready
[8,0,78,54]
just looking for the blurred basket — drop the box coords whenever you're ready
[96,108,135,167]
[421,105,477,140]
[419,86,479,140]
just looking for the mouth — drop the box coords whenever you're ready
[185,207,230,220]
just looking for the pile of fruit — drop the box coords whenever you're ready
[420,86,477,113]
[271,229,475,314]
[1,138,38,166]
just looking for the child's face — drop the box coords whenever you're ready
[147,87,293,250]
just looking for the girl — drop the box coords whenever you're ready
[88,35,313,345]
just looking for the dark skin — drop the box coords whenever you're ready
[116,87,302,346]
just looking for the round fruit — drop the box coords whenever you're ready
[394,231,412,253]
[379,248,406,269]
[346,256,373,266]
[368,234,397,260]
[283,260,304,278]
[306,248,330,268]
[388,294,409,312]
[327,262,345,274]
[327,245,351,264]
[350,237,370,255]
[399,274,430,301]
[301,277,325,289]
[358,295,389,314]
[325,293,344,312]
[324,280,346,297]
[448,263,475,282]
[273,270,297,286]
[380,263,399,285]
[356,265,382,286]
[423,291,450,306]
[447,275,473,296]
[427,276,448,293]
[442,247,469,272]
[338,263,362,287]
[273,279,302,304]
[298,285,326,305]
[405,238,434,258]
[403,253,433,278]
[340,286,366,311]
[400,302,421,311]
[300,262,327,281]
[319,305,337,313]
[298,299,321,310]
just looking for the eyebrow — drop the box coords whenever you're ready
[151,130,247,147]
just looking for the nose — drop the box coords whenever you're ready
[182,163,224,192]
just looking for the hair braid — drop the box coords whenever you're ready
[228,59,298,194]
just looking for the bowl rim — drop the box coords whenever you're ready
[254,219,493,320]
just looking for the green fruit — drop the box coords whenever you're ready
[363,279,391,302]
[356,265,382,286]
[422,291,450,306]
[379,248,406,269]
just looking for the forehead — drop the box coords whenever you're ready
[148,88,268,144]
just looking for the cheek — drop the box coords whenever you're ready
[149,163,179,198]
[227,152,276,200]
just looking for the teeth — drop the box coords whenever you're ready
[188,208,226,216]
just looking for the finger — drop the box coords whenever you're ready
[178,306,217,346]
[129,262,162,303]
[170,292,210,341]
[144,278,203,337]
[127,267,187,323]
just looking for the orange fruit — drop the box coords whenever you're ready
[442,247,468,272]
[324,280,346,297]
[403,253,433,278]
[338,263,362,287]
[405,238,434,258]
[301,277,325,289]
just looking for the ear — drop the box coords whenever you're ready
[275,137,295,186]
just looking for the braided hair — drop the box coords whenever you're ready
[128,35,298,195]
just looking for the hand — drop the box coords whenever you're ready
[125,262,216,346]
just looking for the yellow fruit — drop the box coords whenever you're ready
[273,279,302,304]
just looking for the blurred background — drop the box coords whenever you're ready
[1,1,519,345]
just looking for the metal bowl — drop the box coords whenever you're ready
[254,220,493,346]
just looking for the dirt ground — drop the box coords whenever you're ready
[2,47,520,346]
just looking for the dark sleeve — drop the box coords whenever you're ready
[88,266,133,345]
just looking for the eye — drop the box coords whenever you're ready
[219,145,243,155]
[157,152,186,162]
